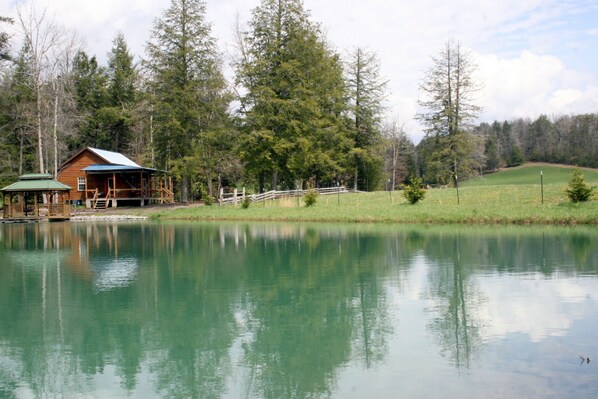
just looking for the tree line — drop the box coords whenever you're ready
[0,0,594,198]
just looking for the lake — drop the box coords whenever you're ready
[0,221,597,398]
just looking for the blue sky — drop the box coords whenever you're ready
[2,0,597,142]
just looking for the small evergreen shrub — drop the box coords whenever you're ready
[203,194,215,206]
[303,189,318,207]
[402,178,426,204]
[565,169,595,203]
[241,196,251,209]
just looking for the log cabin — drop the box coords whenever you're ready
[57,147,174,209]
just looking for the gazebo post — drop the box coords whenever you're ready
[35,193,39,217]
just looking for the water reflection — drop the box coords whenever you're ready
[0,222,596,398]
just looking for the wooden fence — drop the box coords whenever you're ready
[219,186,349,205]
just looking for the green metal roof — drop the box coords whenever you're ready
[1,176,71,192]
[19,173,54,180]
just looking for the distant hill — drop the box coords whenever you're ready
[461,163,598,187]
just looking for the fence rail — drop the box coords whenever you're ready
[219,186,349,205]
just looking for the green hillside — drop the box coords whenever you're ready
[461,163,598,187]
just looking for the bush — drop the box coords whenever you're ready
[402,178,426,204]
[303,189,318,207]
[565,169,595,203]
[241,196,251,209]
[203,194,215,206]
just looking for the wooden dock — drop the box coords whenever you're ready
[0,218,40,224]
[0,216,70,224]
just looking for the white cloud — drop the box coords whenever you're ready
[477,50,598,122]
[478,276,596,343]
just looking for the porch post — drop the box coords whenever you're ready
[112,172,117,208]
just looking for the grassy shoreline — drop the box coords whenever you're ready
[104,164,598,225]
[109,185,596,225]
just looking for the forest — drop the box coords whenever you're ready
[0,0,596,200]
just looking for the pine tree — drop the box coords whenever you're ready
[144,0,231,201]
[565,169,595,203]
[71,51,109,150]
[100,33,137,153]
[2,45,37,176]
[345,47,387,190]
[0,16,12,63]
[417,40,482,184]
[236,0,349,191]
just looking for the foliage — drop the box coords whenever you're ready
[63,37,135,162]
[0,16,12,62]
[303,189,318,207]
[381,117,416,189]
[417,41,481,137]
[418,132,478,185]
[472,113,598,170]
[508,145,525,167]
[2,2,598,205]
[402,177,426,204]
[144,0,232,201]
[345,47,387,191]
[565,169,595,203]
[203,196,215,206]
[241,195,251,209]
[416,41,482,183]
[1,45,36,175]
[236,0,349,191]
[484,126,500,171]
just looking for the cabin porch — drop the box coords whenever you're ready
[81,169,174,209]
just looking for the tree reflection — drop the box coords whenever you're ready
[0,223,401,398]
[426,234,485,370]
[238,226,396,398]
[1,223,594,396]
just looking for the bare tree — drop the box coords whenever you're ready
[48,32,81,176]
[382,115,413,189]
[17,1,66,174]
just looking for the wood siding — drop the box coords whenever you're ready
[57,150,106,201]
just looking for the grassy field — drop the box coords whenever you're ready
[462,163,598,187]
[138,164,597,225]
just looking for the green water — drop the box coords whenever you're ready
[0,222,597,398]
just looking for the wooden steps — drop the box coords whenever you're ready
[94,199,108,209]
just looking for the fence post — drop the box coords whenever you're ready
[233,188,238,205]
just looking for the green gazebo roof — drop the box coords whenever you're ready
[1,174,71,192]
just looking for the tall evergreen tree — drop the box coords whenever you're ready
[526,114,555,162]
[417,40,482,184]
[101,32,137,153]
[1,45,36,177]
[483,121,500,171]
[236,0,349,191]
[70,50,109,150]
[345,47,387,191]
[0,16,13,63]
[145,0,231,201]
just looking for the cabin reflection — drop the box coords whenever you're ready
[0,222,161,289]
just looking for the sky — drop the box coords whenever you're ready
[1,0,597,142]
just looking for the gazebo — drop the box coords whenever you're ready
[1,174,72,221]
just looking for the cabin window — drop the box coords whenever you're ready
[77,177,85,191]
